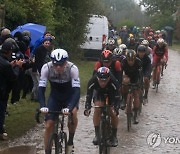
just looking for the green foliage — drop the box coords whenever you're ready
[118,19,135,28]
[4,0,54,29]
[139,0,179,29]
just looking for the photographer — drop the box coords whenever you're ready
[0,41,24,140]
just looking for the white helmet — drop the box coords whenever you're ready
[157,38,165,46]
[119,44,127,50]
[108,38,115,45]
[141,40,149,46]
[51,49,68,64]
[113,48,121,56]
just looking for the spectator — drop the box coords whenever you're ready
[0,41,23,140]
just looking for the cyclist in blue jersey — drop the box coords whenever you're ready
[38,49,80,154]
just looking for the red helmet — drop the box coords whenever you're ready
[149,32,153,36]
[101,50,113,62]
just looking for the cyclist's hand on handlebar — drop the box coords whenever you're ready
[62,108,69,114]
[84,109,91,117]
[40,107,49,113]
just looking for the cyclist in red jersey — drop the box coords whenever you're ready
[93,50,125,109]
[152,38,168,88]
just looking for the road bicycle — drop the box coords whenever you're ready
[36,109,72,154]
[93,96,113,154]
[124,83,140,131]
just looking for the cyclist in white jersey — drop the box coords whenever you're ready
[38,49,80,154]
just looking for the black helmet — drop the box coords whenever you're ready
[97,67,110,80]
[137,45,146,53]
[126,49,136,60]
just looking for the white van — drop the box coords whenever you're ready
[81,15,109,59]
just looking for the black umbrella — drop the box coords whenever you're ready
[164,26,174,31]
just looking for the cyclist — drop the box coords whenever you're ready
[119,44,127,61]
[94,50,122,83]
[38,49,80,154]
[103,37,117,52]
[84,67,120,147]
[94,50,125,109]
[141,39,153,64]
[136,45,151,103]
[127,37,138,51]
[121,49,142,124]
[152,38,168,88]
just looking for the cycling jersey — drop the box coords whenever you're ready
[38,61,80,112]
[85,73,120,108]
[121,58,142,83]
[93,60,122,83]
[137,54,151,77]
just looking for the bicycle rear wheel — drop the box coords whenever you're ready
[126,94,132,132]
[47,133,60,154]
[58,132,67,154]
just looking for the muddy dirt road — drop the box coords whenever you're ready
[2,49,180,154]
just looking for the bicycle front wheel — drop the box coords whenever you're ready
[99,120,110,154]
[47,133,60,154]
[58,131,67,154]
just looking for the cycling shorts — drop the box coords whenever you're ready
[45,92,79,121]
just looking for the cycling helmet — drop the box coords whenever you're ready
[108,38,115,45]
[97,67,110,80]
[119,44,127,51]
[141,40,149,46]
[126,49,136,60]
[137,45,146,53]
[51,49,68,65]
[101,50,113,62]
[113,48,121,56]
[157,38,165,46]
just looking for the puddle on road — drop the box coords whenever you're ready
[0,145,36,154]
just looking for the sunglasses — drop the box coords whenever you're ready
[53,62,66,67]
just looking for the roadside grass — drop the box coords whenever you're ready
[0,60,94,144]
[170,43,180,51]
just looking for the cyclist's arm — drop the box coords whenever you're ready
[110,78,120,109]
[38,64,49,108]
[67,65,80,111]
[85,75,97,109]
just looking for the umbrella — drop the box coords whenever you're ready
[11,23,46,46]
[164,26,174,31]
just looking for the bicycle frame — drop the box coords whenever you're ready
[124,83,139,131]
[93,97,112,154]
[36,110,68,154]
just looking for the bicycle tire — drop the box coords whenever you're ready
[47,133,59,154]
[58,132,67,154]
[156,66,161,93]
[99,120,110,154]
[126,94,132,132]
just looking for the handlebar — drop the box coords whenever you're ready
[35,109,71,124]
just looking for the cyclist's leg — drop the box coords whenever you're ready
[122,75,130,112]
[144,76,150,101]
[67,107,78,145]
[109,108,118,147]
[93,100,103,145]
[133,89,140,124]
